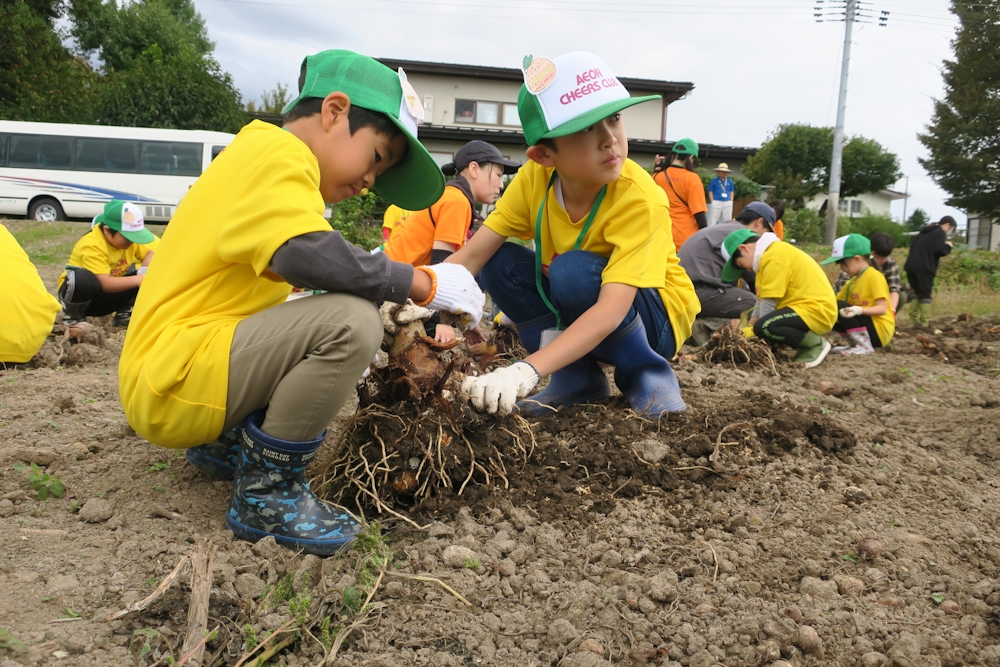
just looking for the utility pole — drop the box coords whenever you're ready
[901,175,909,223]
[825,0,856,244]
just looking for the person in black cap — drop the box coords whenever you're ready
[903,215,956,327]
[677,201,775,344]
[384,140,520,341]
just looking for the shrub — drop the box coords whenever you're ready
[328,191,389,251]
[782,207,825,244]
[935,246,1000,290]
[847,212,911,248]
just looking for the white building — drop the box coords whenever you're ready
[805,188,909,219]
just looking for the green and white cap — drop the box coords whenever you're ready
[517,52,660,146]
[672,138,699,158]
[94,200,155,244]
[821,233,871,264]
[719,229,760,283]
[282,50,444,210]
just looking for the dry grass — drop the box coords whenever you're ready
[925,280,1000,318]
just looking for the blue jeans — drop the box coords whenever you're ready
[478,243,677,359]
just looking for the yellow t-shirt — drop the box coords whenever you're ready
[119,121,332,448]
[57,226,159,289]
[837,266,895,345]
[0,225,60,363]
[756,241,838,335]
[484,159,699,347]
[382,205,412,240]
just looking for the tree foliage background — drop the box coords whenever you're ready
[743,123,901,208]
[918,0,1000,221]
[1,0,244,132]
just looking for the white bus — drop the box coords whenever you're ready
[0,120,236,222]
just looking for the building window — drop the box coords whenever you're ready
[429,152,453,168]
[838,199,848,213]
[476,101,498,124]
[455,100,475,122]
[850,200,862,214]
[502,103,520,127]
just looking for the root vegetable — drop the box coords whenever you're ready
[857,538,885,559]
[699,326,779,375]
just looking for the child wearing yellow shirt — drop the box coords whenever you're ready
[118,51,483,555]
[381,204,411,244]
[449,51,700,418]
[720,229,837,368]
[822,234,894,355]
[0,225,61,365]
[57,200,159,327]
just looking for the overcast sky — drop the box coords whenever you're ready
[193,0,962,224]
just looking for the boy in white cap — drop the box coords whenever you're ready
[707,163,735,226]
[118,50,483,555]
[822,233,895,355]
[449,52,700,418]
[720,228,837,368]
[57,199,159,327]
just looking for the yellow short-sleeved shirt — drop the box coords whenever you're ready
[118,121,332,448]
[837,266,895,345]
[756,241,838,335]
[484,159,699,347]
[0,225,60,363]
[384,185,472,267]
[381,205,412,240]
[57,227,159,289]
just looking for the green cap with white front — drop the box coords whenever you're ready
[517,52,660,147]
[95,200,155,244]
[822,233,872,264]
[719,229,760,283]
[283,50,444,210]
[672,138,699,158]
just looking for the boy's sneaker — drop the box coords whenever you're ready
[794,332,832,369]
[186,428,240,479]
[112,307,133,328]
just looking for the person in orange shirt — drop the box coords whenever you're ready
[652,138,707,250]
[769,199,786,241]
[384,140,519,341]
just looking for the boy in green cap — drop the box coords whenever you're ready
[720,229,837,368]
[448,51,700,417]
[58,199,159,327]
[118,50,484,555]
[822,233,894,355]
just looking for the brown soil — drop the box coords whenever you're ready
[3,315,1000,666]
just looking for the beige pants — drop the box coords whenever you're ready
[223,292,382,441]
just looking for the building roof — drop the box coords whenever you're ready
[880,189,909,200]
[376,58,695,105]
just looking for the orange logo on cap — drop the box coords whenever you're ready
[523,55,556,94]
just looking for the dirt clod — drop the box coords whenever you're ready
[78,497,115,523]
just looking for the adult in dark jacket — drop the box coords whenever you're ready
[903,216,956,327]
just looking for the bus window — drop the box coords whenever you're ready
[107,139,138,172]
[76,138,138,173]
[0,133,7,166]
[141,141,202,177]
[211,145,226,160]
[9,134,73,170]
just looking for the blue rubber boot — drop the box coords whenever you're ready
[591,315,686,418]
[513,313,610,416]
[227,411,360,555]
[186,427,240,479]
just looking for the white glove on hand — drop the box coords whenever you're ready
[420,263,485,330]
[379,300,433,334]
[840,305,864,318]
[461,362,540,415]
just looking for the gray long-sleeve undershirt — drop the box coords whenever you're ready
[269,231,413,304]
[753,298,777,319]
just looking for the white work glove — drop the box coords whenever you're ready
[379,300,434,334]
[840,305,864,318]
[461,362,540,415]
[419,263,485,330]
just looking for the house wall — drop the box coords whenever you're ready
[805,191,896,218]
[967,216,1000,252]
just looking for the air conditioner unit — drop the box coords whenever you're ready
[423,96,434,123]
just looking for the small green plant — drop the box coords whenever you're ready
[464,557,479,570]
[318,617,333,650]
[46,421,59,429]
[12,463,64,500]
[143,576,159,588]
[147,462,169,473]
[152,485,164,492]
[66,499,80,513]
[931,593,945,604]
[244,624,258,651]
[0,627,26,650]
[842,553,858,563]
[60,607,81,619]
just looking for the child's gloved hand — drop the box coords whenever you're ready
[461,362,540,415]
[379,300,433,334]
[840,305,864,318]
[418,263,485,330]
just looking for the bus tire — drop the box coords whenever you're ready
[28,197,65,222]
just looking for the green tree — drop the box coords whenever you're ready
[744,124,901,207]
[247,83,292,114]
[906,208,930,233]
[918,1,1000,221]
[0,0,98,122]
[70,0,244,132]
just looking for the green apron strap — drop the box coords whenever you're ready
[534,171,608,330]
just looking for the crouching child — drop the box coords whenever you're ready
[822,234,895,355]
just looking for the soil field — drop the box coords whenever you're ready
[3,247,1000,665]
